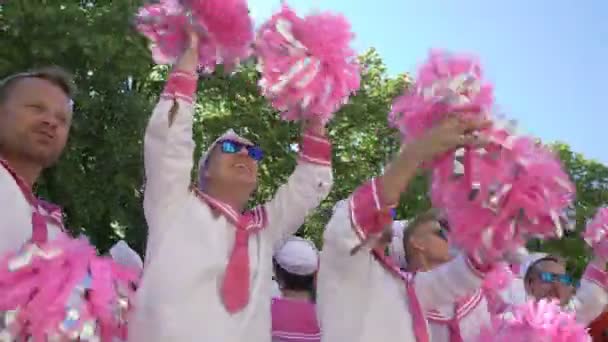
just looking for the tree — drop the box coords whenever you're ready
[1,1,154,253]
[0,1,416,252]
[2,1,605,270]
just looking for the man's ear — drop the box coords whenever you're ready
[408,236,425,253]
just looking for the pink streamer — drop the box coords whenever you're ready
[255,4,360,123]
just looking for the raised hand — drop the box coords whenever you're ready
[174,27,199,73]
[407,115,491,164]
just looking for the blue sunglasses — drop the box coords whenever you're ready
[219,139,264,161]
[538,271,577,286]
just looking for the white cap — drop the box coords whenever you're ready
[197,129,254,186]
[274,236,319,276]
[520,252,548,278]
[109,240,143,271]
[389,220,408,269]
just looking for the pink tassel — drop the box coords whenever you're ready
[478,299,590,342]
[135,0,254,72]
[431,135,574,261]
[389,50,493,141]
[582,207,608,260]
[0,233,139,341]
[255,4,360,123]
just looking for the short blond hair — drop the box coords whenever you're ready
[0,66,76,103]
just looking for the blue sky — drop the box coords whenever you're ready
[249,0,607,165]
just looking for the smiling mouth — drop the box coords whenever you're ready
[234,163,251,173]
[35,130,55,140]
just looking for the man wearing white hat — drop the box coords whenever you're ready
[317,115,506,342]
[130,32,333,342]
[271,236,321,342]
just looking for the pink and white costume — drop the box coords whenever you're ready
[0,159,65,332]
[271,237,321,342]
[499,253,608,326]
[317,179,492,342]
[129,69,333,342]
[0,159,64,254]
[425,289,491,342]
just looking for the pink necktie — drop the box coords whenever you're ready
[406,276,430,342]
[220,222,250,313]
[447,301,464,342]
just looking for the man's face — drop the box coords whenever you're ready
[203,137,259,192]
[0,77,72,168]
[410,220,452,264]
[527,260,574,305]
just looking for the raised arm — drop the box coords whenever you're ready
[143,34,199,225]
[263,120,333,244]
[571,262,608,325]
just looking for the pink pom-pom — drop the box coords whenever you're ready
[135,0,189,65]
[432,135,575,260]
[582,207,608,260]
[389,50,494,141]
[484,263,514,291]
[483,263,514,314]
[135,0,254,71]
[478,299,591,342]
[0,233,139,341]
[185,0,254,72]
[255,4,361,123]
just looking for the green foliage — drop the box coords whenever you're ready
[2,1,606,272]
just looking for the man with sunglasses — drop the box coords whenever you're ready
[317,115,522,342]
[399,209,493,342]
[491,252,608,331]
[524,255,576,306]
[130,31,333,342]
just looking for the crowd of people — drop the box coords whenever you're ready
[1,12,608,342]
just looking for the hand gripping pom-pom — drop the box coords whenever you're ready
[583,207,608,261]
[0,233,139,341]
[135,0,189,65]
[390,50,498,197]
[478,299,591,342]
[135,0,254,72]
[255,4,361,123]
[389,50,494,141]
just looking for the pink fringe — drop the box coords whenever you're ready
[389,50,493,142]
[582,207,608,260]
[483,263,514,314]
[255,4,360,123]
[432,135,574,260]
[390,50,574,261]
[0,233,139,341]
[479,299,590,342]
[135,0,254,72]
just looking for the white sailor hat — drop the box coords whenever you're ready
[274,236,319,276]
[109,240,144,271]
